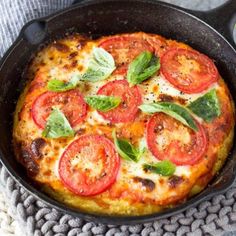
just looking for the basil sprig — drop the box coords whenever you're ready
[143,160,176,176]
[47,47,115,89]
[85,95,121,112]
[187,89,221,122]
[112,130,144,162]
[127,51,160,86]
[42,108,74,138]
[82,47,116,82]
[139,102,198,131]
[47,74,81,92]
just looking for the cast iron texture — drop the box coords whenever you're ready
[0,0,236,225]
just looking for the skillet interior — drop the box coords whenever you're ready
[0,0,236,224]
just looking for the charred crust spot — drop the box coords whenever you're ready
[168,175,184,188]
[21,149,39,176]
[30,138,46,159]
[76,128,86,135]
[133,176,155,192]
[159,94,174,102]
[77,40,87,50]
[159,94,187,105]
[71,60,77,68]
[68,51,78,60]
[52,42,70,53]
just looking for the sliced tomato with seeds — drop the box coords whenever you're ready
[59,134,120,196]
[32,90,87,129]
[146,113,208,166]
[99,35,154,75]
[97,80,142,123]
[161,48,219,94]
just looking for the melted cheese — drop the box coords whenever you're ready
[157,74,219,102]
[13,32,235,216]
[87,111,109,126]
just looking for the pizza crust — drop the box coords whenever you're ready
[13,32,235,216]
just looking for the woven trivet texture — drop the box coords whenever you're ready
[0,0,236,235]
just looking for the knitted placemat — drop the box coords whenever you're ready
[1,0,236,235]
[0,191,21,236]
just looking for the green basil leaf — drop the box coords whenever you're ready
[139,102,198,131]
[143,160,176,176]
[187,89,221,122]
[127,51,160,86]
[47,74,80,92]
[85,95,121,112]
[42,108,74,138]
[112,130,143,162]
[82,47,115,82]
[82,69,106,82]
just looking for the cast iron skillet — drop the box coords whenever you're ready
[0,0,236,225]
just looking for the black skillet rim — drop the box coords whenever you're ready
[0,0,236,225]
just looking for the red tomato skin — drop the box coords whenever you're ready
[99,35,154,75]
[146,113,208,166]
[31,90,87,129]
[58,135,120,196]
[161,48,219,94]
[97,80,142,123]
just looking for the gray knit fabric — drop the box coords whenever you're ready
[0,0,236,235]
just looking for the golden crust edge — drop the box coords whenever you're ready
[11,33,236,216]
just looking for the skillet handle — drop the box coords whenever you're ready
[184,0,236,49]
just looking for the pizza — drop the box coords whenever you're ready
[13,32,235,216]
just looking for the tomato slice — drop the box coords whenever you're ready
[59,134,120,196]
[32,90,87,129]
[161,49,219,94]
[146,113,208,165]
[97,80,142,123]
[99,35,154,75]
